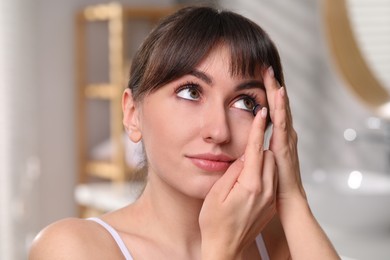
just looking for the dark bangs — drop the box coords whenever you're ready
[221,11,284,85]
[128,6,284,101]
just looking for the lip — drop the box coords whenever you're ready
[186,153,235,172]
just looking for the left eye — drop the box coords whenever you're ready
[176,87,201,101]
[232,96,256,111]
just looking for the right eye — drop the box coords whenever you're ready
[176,85,201,101]
[231,96,257,112]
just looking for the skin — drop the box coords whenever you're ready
[29,45,339,260]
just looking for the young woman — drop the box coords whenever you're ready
[30,6,340,259]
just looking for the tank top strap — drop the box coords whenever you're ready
[88,217,134,260]
[88,217,269,260]
[256,233,270,260]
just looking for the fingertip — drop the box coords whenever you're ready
[263,66,273,84]
[276,86,288,110]
[268,66,274,78]
[279,86,285,97]
[260,107,268,119]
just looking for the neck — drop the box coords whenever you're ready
[133,173,204,256]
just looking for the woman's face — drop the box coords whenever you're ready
[134,45,267,199]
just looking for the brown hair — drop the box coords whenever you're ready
[128,6,284,101]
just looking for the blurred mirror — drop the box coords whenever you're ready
[324,0,390,118]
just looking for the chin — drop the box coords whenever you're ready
[185,174,221,200]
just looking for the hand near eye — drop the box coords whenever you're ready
[263,67,340,260]
[199,107,278,260]
[262,67,305,204]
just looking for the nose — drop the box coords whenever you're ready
[200,104,231,144]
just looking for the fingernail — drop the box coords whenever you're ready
[279,86,285,97]
[268,66,274,78]
[261,107,268,119]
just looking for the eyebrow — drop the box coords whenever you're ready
[235,80,265,92]
[189,69,265,91]
[190,69,213,85]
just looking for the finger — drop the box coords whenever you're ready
[279,86,293,125]
[263,66,280,121]
[207,159,243,202]
[261,151,277,210]
[237,106,268,186]
[261,150,277,196]
[263,66,294,128]
[271,87,290,149]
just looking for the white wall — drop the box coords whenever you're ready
[1,1,40,258]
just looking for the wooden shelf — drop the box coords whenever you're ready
[75,3,178,217]
[84,84,120,99]
[85,161,123,180]
[80,2,177,22]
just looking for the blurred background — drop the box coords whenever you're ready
[1,0,389,259]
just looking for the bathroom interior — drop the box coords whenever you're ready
[1,0,389,259]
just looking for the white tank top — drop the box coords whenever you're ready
[88,217,270,260]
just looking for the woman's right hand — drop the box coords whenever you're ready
[199,107,278,260]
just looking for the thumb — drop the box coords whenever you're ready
[206,158,244,202]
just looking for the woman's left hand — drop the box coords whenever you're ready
[263,67,306,207]
[263,67,341,260]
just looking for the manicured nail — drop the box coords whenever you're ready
[268,66,274,78]
[279,86,285,97]
[261,107,268,119]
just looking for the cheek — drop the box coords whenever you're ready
[229,113,253,153]
[141,99,199,148]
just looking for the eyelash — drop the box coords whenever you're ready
[174,81,261,111]
[174,81,202,97]
[237,92,258,104]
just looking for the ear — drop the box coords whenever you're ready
[122,89,142,143]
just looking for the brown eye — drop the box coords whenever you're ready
[244,98,255,110]
[189,88,200,99]
[232,96,256,112]
[176,86,201,101]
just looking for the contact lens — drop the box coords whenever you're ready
[252,104,261,116]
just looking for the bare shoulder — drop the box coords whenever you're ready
[262,214,291,259]
[29,217,123,260]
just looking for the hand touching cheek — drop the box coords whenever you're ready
[199,107,278,259]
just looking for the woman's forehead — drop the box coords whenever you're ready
[195,44,264,80]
